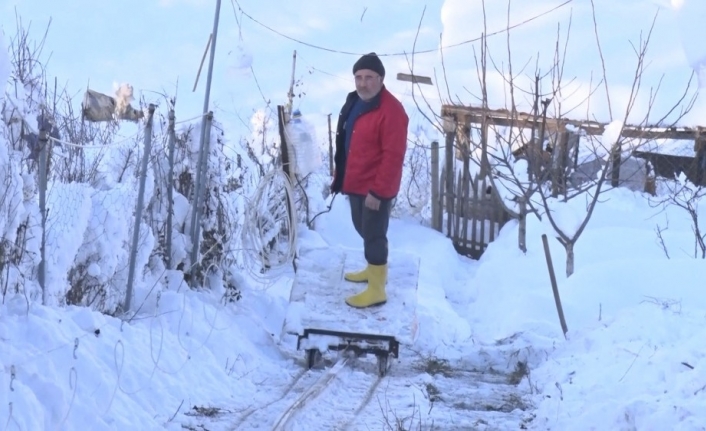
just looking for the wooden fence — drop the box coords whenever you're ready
[429,103,706,259]
[429,141,513,259]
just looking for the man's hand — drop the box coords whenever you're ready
[364,193,381,211]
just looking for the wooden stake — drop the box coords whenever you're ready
[542,234,568,339]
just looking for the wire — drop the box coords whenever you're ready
[175,112,209,125]
[240,167,298,285]
[232,0,573,57]
[48,130,141,149]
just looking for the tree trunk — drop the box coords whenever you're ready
[518,197,527,253]
[565,241,575,277]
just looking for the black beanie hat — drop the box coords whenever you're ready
[353,52,385,78]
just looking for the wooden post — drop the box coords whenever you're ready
[480,114,489,177]
[431,141,440,231]
[552,131,569,197]
[454,170,463,250]
[478,176,486,255]
[541,234,568,339]
[695,127,706,186]
[327,113,334,177]
[439,165,446,234]
[126,104,156,310]
[444,129,455,237]
[470,174,479,255]
[461,126,470,251]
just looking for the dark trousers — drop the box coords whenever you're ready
[348,194,392,266]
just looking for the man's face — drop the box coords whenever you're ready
[354,69,383,101]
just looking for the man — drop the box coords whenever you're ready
[331,52,409,309]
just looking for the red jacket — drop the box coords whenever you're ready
[332,87,408,199]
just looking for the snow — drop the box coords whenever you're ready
[3,5,706,431]
[4,156,706,429]
[8,177,706,430]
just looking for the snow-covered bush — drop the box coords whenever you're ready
[0,24,45,303]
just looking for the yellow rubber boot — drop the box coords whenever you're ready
[345,264,387,308]
[344,265,370,283]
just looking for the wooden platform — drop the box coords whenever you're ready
[282,244,420,347]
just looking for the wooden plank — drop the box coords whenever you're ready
[441,104,701,140]
[396,73,433,85]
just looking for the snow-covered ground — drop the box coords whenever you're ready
[3,182,706,430]
[4,2,706,429]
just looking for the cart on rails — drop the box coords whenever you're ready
[282,245,419,377]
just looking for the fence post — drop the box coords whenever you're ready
[430,141,439,231]
[166,109,176,269]
[125,104,156,313]
[444,129,455,237]
[190,112,214,282]
[38,126,48,305]
[695,127,706,186]
[190,114,208,266]
[189,0,221,279]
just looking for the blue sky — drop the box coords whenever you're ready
[2,0,705,145]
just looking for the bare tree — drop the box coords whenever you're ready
[651,174,706,259]
[405,0,696,276]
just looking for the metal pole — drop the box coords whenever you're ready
[125,104,156,313]
[38,127,48,305]
[190,112,213,278]
[189,0,222,272]
[166,109,176,269]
